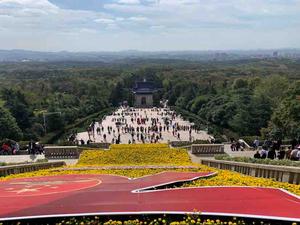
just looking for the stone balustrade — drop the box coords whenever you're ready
[201,158,300,184]
[190,144,224,156]
[44,146,83,159]
[82,143,110,149]
[0,161,65,177]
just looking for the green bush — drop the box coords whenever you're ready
[215,155,300,167]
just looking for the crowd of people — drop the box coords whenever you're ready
[0,140,19,155]
[252,138,300,161]
[0,140,44,155]
[27,140,44,155]
[76,107,208,145]
[230,139,246,151]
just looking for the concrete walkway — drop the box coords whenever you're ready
[76,107,213,144]
[188,144,255,164]
[48,159,78,166]
[0,155,45,164]
[224,144,255,158]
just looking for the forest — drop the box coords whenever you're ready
[0,58,299,144]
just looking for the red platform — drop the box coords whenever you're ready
[0,172,299,222]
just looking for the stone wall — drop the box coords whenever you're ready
[201,158,300,184]
[0,161,65,176]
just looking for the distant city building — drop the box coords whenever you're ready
[273,51,279,57]
[133,79,156,107]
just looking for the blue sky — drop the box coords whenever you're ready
[0,0,299,51]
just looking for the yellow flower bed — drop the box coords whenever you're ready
[78,144,191,166]
[54,216,284,225]
[111,143,169,149]
[184,167,300,196]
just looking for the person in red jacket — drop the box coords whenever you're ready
[1,143,11,154]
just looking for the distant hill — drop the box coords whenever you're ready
[0,49,300,62]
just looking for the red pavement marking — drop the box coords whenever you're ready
[0,172,299,222]
[0,176,101,197]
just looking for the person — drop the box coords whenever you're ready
[297,148,300,161]
[12,142,19,155]
[277,139,282,150]
[28,140,34,154]
[80,139,85,145]
[260,146,268,159]
[253,138,260,149]
[36,143,44,154]
[278,149,286,160]
[254,151,261,159]
[236,141,241,151]
[267,148,276,160]
[291,138,298,150]
[264,139,272,149]
[230,141,236,151]
[1,143,11,155]
[290,146,300,161]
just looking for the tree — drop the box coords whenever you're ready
[266,81,300,139]
[1,88,32,130]
[232,78,248,90]
[254,75,289,108]
[0,106,23,141]
[190,96,209,114]
[109,82,124,106]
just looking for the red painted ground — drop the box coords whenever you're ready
[0,172,299,221]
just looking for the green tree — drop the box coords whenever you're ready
[0,106,23,141]
[1,88,32,130]
[266,81,300,138]
[254,75,289,108]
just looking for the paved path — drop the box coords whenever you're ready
[0,172,299,221]
[76,107,213,144]
[0,155,45,164]
[224,144,255,158]
[48,159,78,166]
[188,144,255,164]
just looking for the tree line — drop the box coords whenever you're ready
[0,59,299,143]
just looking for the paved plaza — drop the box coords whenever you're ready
[76,107,213,144]
[1,172,299,221]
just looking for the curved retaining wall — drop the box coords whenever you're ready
[201,158,300,184]
[0,161,65,177]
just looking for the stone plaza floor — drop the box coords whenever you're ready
[76,107,213,144]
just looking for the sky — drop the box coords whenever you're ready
[0,0,300,51]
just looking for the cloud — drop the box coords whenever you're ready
[128,16,148,22]
[117,0,141,4]
[94,18,115,24]
[0,0,299,51]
